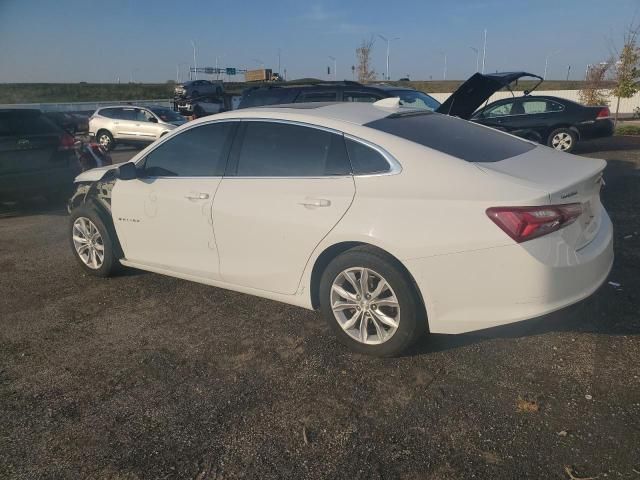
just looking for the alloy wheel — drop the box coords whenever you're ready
[98,134,111,149]
[551,132,573,151]
[72,217,104,269]
[330,267,400,345]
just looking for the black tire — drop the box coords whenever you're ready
[547,127,577,153]
[96,130,115,151]
[69,205,120,277]
[319,246,426,357]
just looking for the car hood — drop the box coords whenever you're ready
[436,72,542,120]
[74,164,121,182]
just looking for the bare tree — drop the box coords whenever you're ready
[356,37,376,83]
[579,61,612,106]
[611,23,640,125]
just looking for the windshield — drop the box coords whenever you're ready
[391,90,441,111]
[150,107,184,122]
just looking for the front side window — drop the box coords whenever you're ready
[235,122,350,177]
[344,91,382,103]
[392,90,441,111]
[143,122,235,177]
[120,108,138,121]
[136,109,155,122]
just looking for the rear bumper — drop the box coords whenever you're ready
[578,119,614,140]
[404,211,614,334]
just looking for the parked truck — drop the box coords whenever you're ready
[245,69,276,82]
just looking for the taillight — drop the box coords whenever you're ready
[486,203,583,243]
[597,107,610,119]
[59,133,75,150]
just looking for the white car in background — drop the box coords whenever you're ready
[68,100,613,356]
[88,105,186,151]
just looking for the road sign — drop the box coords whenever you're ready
[226,68,236,75]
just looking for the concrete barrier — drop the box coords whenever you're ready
[0,99,173,113]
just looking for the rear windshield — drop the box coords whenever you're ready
[0,111,60,136]
[364,111,535,162]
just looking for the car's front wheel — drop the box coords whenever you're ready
[319,246,426,356]
[548,128,577,153]
[69,206,119,277]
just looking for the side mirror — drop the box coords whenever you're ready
[116,162,138,180]
[148,116,158,123]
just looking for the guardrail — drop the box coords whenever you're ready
[0,99,173,113]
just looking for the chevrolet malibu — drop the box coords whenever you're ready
[68,100,614,356]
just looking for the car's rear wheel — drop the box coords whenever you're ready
[319,246,426,356]
[548,128,576,153]
[69,206,119,277]
[96,130,115,151]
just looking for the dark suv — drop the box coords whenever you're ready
[0,109,78,200]
[238,81,441,110]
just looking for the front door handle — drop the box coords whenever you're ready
[185,192,210,200]
[298,198,331,208]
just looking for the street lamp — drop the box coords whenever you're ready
[377,34,400,81]
[482,29,487,73]
[469,47,479,73]
[438,51,447,80]
[191,40,198,80]
[328,55,337,81]
[544,49,561,80]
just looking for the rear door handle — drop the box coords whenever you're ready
[185,192,210,200]
[298,198,331,208]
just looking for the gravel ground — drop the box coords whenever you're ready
[1,138,639,479]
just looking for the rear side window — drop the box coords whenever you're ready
[234,121,350,177]
[365,112,535,163]
[239,89,298,108]
[296,91,338,103]
[345,139,390,174]
[143,122,235,177]
[0,111,59,136]
[99,108,122,119]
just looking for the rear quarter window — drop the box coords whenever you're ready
[364,112,535,162]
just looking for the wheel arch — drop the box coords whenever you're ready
[308,241,429,331]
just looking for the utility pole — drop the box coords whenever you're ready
[329,56,337,81]
[191,40,198,80]
[438,51,447,80]
[278,48,281,75]
[470,46,479,72]
[481,29,487,73]
[566,65,571,81]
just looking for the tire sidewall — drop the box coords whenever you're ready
[69,205,117,277]
[548,128,576,153]
[319,248,425,357]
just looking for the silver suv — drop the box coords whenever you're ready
[89,106,186,151]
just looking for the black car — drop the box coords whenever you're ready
[0,109,79,200]
[238,80,441,111]
[438,72,613,153]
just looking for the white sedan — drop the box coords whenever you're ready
[68,100,614,356]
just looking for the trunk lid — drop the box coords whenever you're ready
[477,146,606,249]
[436,72,543,120]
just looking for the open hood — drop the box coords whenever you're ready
[436,72,543,120]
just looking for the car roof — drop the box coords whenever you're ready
[369,84,416,92]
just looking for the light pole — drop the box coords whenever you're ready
[176,62,189,83]
[328,56,337,81]
[469,47,479,72]
[481,29,487,73]
[191,40,198,80]
[378,34,400,81]
[278,48,281,75]
[543,49,561,80]
[438,51,447,80]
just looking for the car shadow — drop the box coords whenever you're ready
[574,135,640,154]
[0,198,69,219]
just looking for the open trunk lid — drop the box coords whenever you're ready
[477,146,607,249]
[436,72,543,120]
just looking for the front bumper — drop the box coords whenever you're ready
[404,211,614,334]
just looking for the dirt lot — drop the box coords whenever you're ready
[1,138,639,479]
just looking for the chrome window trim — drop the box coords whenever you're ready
[478,99,566,119]
[135,116,402,179]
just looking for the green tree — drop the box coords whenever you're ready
[612,25,640,125]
